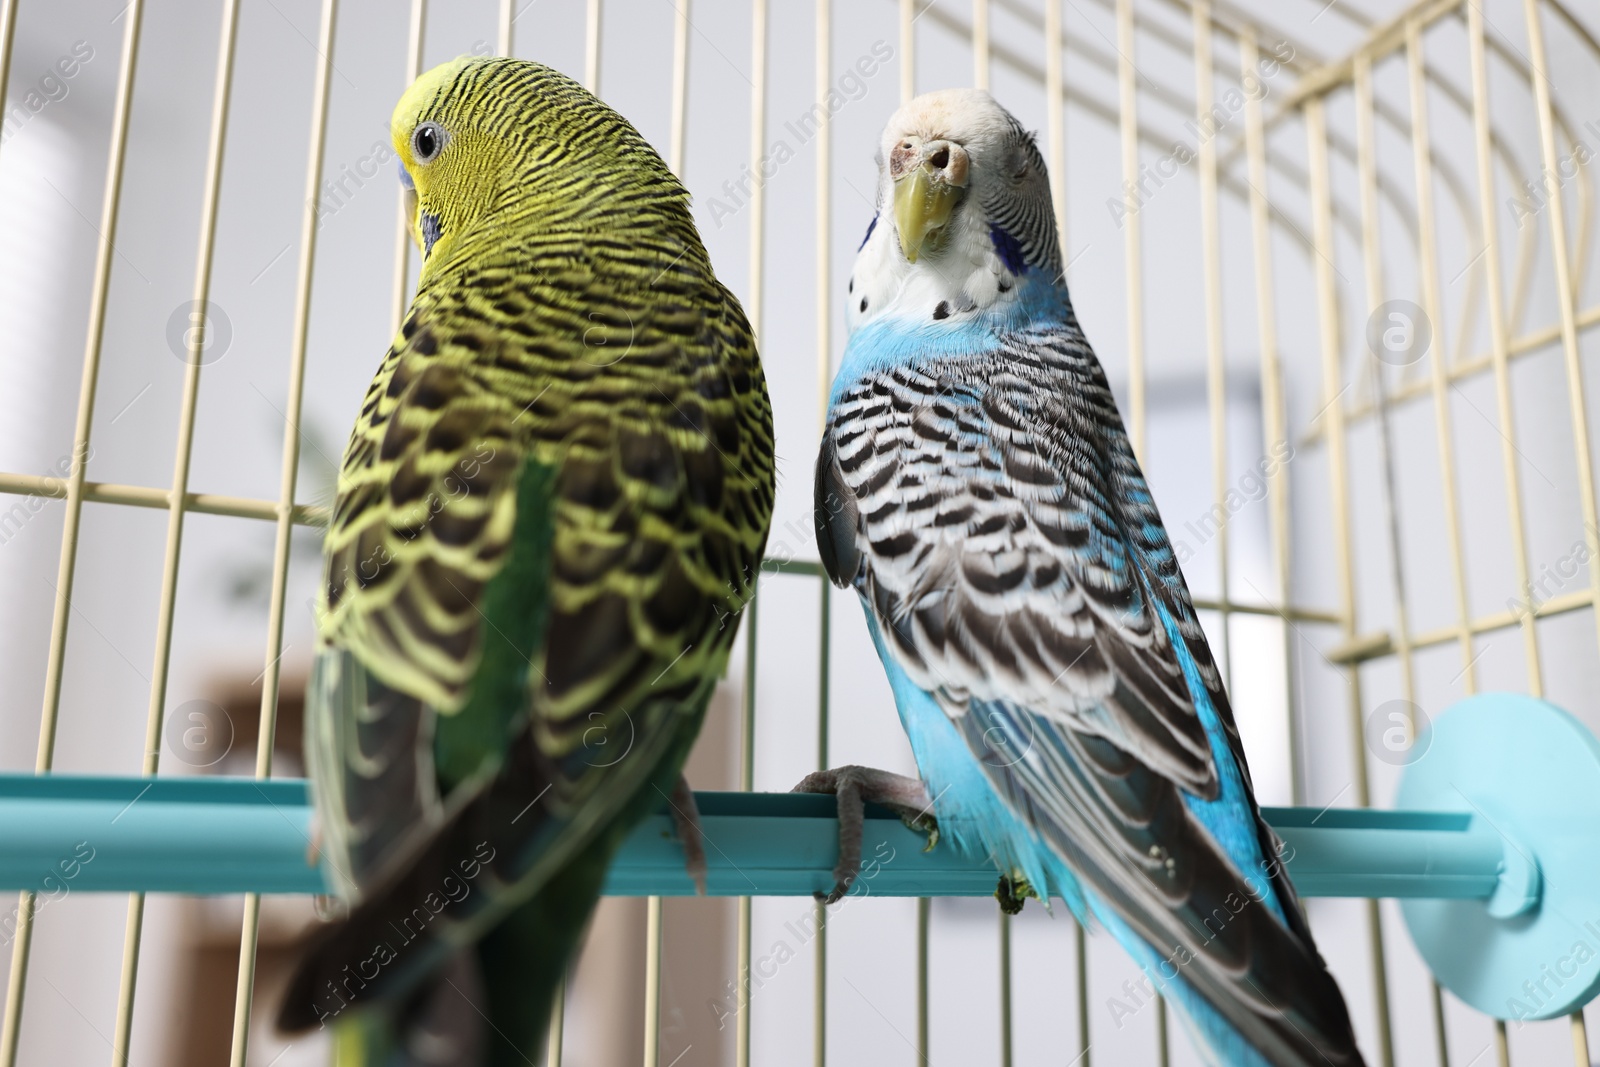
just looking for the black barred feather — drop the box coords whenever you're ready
[281,58,773,1058]
[820,329,1222,794]
[817,321,1361,1066]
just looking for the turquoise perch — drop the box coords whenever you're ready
[0,775,1515,900]
[7,693,1600,1022]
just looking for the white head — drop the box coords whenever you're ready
[847,89,1062,334]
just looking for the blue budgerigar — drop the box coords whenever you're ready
[802,90,1365,1067]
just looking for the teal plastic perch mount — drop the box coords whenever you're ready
[0,692,1592,1022]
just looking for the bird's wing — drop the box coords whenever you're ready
[302,647,441,900]
[818,328,1362,1067]
[282,244,773,1031]
[819,334,1216,794]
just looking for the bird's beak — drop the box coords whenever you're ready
[892,142,967,263]
[398,160,422,252]
[404,186,421,250]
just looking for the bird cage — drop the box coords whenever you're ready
[0,0,1598,1065]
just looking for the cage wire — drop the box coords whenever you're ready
[0,0,1598,1064]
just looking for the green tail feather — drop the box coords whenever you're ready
[329,950,487,1066]
[325,803,662,1066]
[475,837,613,1065]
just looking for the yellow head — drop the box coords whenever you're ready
[390,56,682,272]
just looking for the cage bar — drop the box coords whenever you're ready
[224,3,340,1064]
[1352,43,1418,1067]
[390,0,426,338]
[0,4,147,1063]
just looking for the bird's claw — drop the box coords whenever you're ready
[815,879,851,907]
[792,765,937,905]
[995,874,1036,916]
[902,810,939,853]
[667,776,708,895]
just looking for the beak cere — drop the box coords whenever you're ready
[891,138,969,263]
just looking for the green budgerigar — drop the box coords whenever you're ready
[276,56,774,1065]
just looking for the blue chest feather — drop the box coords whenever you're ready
[859,612,1085,918]
[833,274,1070,401]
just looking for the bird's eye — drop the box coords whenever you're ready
[411,121,446,163]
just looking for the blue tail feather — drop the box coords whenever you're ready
[1091,897,1275,1067]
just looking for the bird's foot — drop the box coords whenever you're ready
[304,822,322,868]
[311,893,350,922]
[792,765,938,905]
[667,776,708,895]
[995,874,1037,916]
